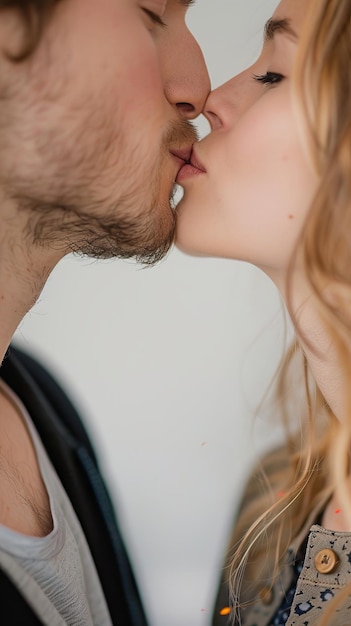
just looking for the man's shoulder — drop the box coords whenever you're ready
[1,344,97,457]
[0,344,149,626]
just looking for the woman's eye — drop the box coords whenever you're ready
[143,9,166,27]
[253,71,284,86]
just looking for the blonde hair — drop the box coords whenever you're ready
[227,1,351,623]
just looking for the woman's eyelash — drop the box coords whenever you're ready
[253,72,284,85]
[143,9,166,27]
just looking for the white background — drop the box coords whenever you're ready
[14,1,288,624]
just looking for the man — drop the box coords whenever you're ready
[0,1,210,624]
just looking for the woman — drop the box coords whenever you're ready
[176,0,351,624]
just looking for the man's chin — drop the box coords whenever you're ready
[81,206,175,264]
[20,170,176,263]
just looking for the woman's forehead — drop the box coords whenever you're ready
[272,0,310,32]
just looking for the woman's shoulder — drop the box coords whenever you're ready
[237,443,292,515]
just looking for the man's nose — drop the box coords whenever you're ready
[162,31,211,120]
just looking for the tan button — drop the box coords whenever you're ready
[259,587,274,605]
[314,549,339,574]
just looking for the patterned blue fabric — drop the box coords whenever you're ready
[268,559,304,626]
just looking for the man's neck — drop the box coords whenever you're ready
[0,198,63,363]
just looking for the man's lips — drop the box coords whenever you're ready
[175,147,206,183]
[170,147,193,168]
[171,147,193,161]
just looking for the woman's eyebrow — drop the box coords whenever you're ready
[264,18,298,42]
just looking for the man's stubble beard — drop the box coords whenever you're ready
[13,119,198,265]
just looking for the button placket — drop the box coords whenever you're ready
[315,548,339,574]
[286,529,351,626]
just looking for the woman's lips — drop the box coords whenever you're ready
[176,148,206,183]
[176,163,205,182]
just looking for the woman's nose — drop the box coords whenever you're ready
[204,89,224,131]
[204,70,254,131]
[203,78,238,131]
